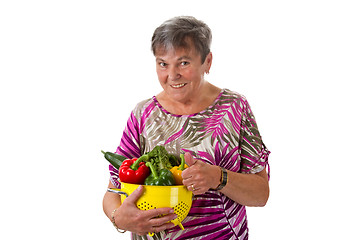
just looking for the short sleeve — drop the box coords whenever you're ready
[109,110,143,188]
[108,99,153,187]
[239,98,270,178]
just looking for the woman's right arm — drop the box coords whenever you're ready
[102,181,177,236]
[103,181,121,220]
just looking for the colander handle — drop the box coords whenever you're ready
[107,188,128,197]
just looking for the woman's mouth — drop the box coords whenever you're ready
[171,83,186,88]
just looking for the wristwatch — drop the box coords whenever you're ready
[215,167,228,191]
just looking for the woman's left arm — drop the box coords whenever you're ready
[182,152,269,207]
[221,168,269,207]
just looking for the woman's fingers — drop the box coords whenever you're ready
[148,214,177,231]
[144,207,177,230]
[184,152,196,166]
[126,186,177,221]
[182,161,207,194]
[182,156,221,194]
[131,208,176,234]
[116,185,176,233]
[143,206,175,218]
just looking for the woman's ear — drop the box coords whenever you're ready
[205,52,213,74]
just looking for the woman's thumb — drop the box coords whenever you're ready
[125,185,144,204]
[184,152,197,167]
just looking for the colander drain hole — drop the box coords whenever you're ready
[174,201,190,217]
[138,201,156,210]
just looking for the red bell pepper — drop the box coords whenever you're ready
[119,157,150,184]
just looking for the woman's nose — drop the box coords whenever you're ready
[168,67,181,80]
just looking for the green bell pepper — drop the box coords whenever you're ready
[144,162,175,186]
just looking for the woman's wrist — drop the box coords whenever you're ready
[111,208,126,233]
[210,165,223,189]
[214,167,228,191]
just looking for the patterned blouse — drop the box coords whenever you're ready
[109,88,270,240]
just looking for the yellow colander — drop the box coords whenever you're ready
[108,181,193,234]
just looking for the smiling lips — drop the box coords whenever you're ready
[171,83,186,88]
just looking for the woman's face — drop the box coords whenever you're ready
[155,43,212,104]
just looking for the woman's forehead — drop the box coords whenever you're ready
[155,47,200,62]
[154,43,199,59]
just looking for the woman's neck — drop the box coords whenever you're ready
[157,82,221,115]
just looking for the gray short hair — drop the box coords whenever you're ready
[151,16,212,63]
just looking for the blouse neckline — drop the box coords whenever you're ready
[152,88,226,118]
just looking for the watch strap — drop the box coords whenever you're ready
[215,167,228,190]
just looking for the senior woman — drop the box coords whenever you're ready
[103,16,270,240]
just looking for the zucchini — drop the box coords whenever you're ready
[101,150,127,169]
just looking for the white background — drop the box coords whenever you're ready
[1,0,359,239]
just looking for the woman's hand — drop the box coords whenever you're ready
[181,152,221,195]
[113,185,177,236]
[180,152,269,206]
